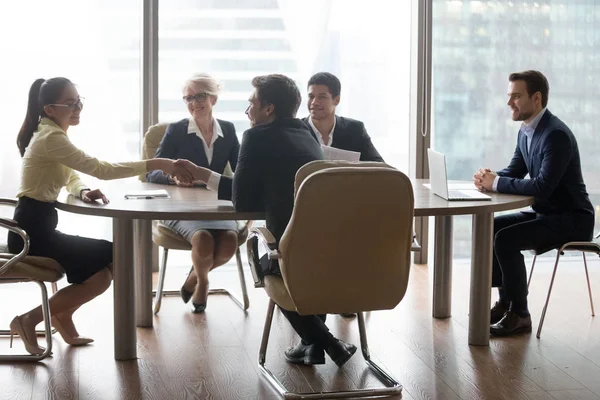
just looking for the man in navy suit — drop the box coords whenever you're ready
[301,72,384,162]
[176,74,358,367]
[474,70,595,336]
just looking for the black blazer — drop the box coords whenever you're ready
[217,118,323,251]
[301,115,384,162]
[497,109,594,221]
[146,118,239,184]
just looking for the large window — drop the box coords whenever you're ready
[432,0,600,258]
[158,0,412,172]
[0,1,141,236]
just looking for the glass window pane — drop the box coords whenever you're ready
[433,0,600,258]
[158,0,412,171]
[0,1,141,237]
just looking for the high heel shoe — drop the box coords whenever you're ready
[191,302,207,314]
[9,316,45,355]
[180,266,194,304]
[52,318,94,346]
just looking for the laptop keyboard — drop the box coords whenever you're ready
[448,190,472,200]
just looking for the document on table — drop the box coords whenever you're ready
[321,145,360,161]
[124,189,170,199]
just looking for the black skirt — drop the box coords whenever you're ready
[7,196,112,284]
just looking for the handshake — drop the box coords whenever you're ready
[160,159,213,187]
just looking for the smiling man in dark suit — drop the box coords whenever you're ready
[474,70,595,337]
[175,74,358,367]
[302,72,384,162]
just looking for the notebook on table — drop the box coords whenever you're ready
[124,189,170,200]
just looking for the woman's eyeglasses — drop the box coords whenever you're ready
[48,98,85,110]
[183,93,208,104]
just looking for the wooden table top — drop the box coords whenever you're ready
[412,179,534,217]
[55,179,534,220]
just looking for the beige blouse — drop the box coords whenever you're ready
[17,118,148,202]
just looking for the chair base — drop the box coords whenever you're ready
[0,281,58,338]
[153,288,249,311]
[258,299,402,399]
[152,247,250,314]
[0,280,53,362]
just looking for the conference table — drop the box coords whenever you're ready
[56,179,532,360]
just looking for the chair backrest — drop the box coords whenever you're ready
[140,121,233,181]
[279,163,414,315]
[294,160,394,198]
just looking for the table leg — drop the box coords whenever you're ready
[113,217,136,360]
[134,219,153,328]
[433,215,453,318]
[469,212,494,346]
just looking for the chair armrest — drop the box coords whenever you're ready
[246,227,280,288]
[0,198,17,207]
[595,231,599,240]
[0,217,18,228]
[0,219,30,276]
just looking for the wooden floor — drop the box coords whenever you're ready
[1,252,600,400]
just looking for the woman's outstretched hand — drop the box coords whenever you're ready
[173,159,212,184]
[81,189,109,204]
[162,159,196,184]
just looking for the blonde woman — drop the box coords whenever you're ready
[8,77,192,355]
[146,73,239,313]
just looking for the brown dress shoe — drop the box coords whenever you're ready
[490,311,532,336]
[490,301,509,324]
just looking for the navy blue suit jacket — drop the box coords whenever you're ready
[146,118,239,184]
[496,110,594,222]
[301,115,384,162]
[216,118,323,256]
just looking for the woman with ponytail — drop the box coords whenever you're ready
[7,77,194,355]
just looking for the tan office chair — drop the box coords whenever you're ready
[294,160,421,252]
[142,123,250,313]
[0,198,64,361]
[247,161,413,399]
[527,232,600,338]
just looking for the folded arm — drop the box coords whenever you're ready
[497,130,572,198]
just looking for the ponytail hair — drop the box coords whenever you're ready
[17,77,72,157]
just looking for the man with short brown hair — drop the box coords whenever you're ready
[474,70,594,337]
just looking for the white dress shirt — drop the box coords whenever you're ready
[187,117,223,164]
[492,108,547,191]
[308,117,335,146]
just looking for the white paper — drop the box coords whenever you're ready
[321,145,360,161]
[124,189,170,199]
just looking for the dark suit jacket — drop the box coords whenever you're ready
[496,110,594,227]
[146,118,239,184]
[301,115,384,162]
[216,118,324,273]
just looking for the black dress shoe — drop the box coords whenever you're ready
[284,342,325,365]
[325,339,357,367]
[490,311,532,336]
[192,302,206,313]
[490,301,509,324]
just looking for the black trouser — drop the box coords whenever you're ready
[492,211,594,306]
[278,309,334,348]
[260,255,334,348]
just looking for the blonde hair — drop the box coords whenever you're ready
[183,73,221,97]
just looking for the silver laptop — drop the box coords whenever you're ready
[427,149,491,201]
